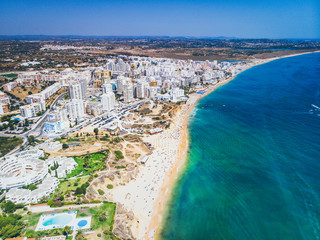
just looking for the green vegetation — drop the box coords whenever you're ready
[23,184,37,191]
[115,165,126,169]
[62,143,69,149]
[1,201,16,213]
[89,202,116,231]
[110,137,121,144]
[0,213,24,239]
[0,136,23,156]
[74,182,90,195]
[67,151,109,178]
[114,150,124,160]
[2,73,18,78]
[107,184,113,189]
[98,189,105,195]
[100,134,110,141]
[22,212,42,229]
[51,176,90,197]
[24,228,73,239]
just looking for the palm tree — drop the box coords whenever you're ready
[63,226,72,238]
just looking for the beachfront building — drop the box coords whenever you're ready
[171,87,185,102]
[0,149,47,189]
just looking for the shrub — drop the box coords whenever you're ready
[107,184,113,189]
[98,189,105,195]
[114,150,124,160]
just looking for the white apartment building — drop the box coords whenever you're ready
[171,87,185,102]
[65,99,85,121]
[20,101,46,118]
[123,83,134,103]
[0,149,47,189]
[47,156,77,178]
[101,91,115,111]
[6,176,59,204]
[116,76,127,94]
[3,81,17,91]
[135,81,148,99]
[68,82,84,99]
[102,83,113,94]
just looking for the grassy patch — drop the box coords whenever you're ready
[22,213,42,229]
[89,202,116,231]
[67,150,109,178]
[0,136,23,156]
[57,176,90,194]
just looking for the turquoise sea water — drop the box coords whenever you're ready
[161,53,320,240]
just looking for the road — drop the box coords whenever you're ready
[2,91,68,155]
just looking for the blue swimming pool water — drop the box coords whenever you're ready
[77,220,87,227]
[43,215,73,226]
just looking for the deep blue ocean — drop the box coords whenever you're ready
[161,53,320,240]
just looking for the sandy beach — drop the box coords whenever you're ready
[111,51,320,240]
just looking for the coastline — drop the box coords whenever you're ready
[148,50,320,240]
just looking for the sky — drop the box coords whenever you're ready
[0,0,319,39]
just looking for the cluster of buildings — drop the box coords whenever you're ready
[6,176,59,204]
[0,91,10,114]
[0,149,47,189]
[0,149,77,204]
[40,56,240,134]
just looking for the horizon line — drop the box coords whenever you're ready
[0,35,319,41]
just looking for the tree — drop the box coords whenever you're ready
[24,119,29,127]
[63,226,72,238]
[62,143,69,149]
[47,200,54,207]
[94,128,99,138]
[1,201,16,213]
[75,187,83,195]
[28,135,35,144]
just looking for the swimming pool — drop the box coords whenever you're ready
[43,215,73,226]
[36,211,77,231]
[77,220,87,227]
[36,212,91,231]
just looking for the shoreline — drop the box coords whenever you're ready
[148,50,320,240]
